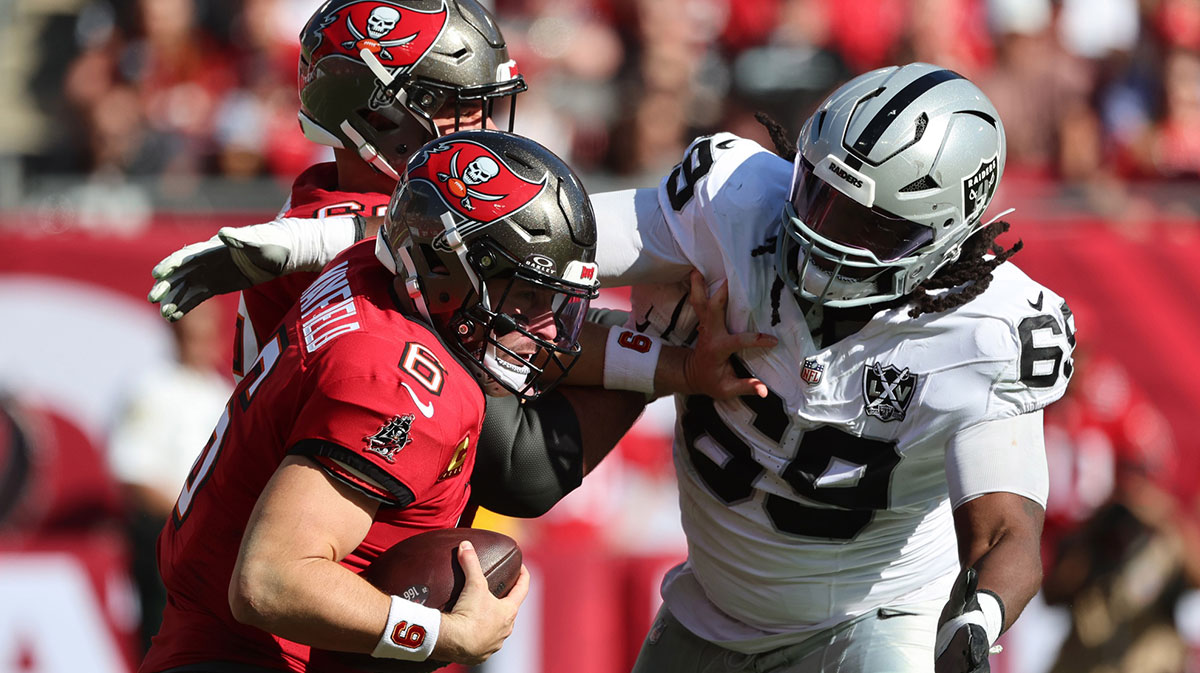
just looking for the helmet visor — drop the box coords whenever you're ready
[790,158,933,263]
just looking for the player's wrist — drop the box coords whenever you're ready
[267,215,358,273]
[371,594,441,661]
[603,327,662,395]
[975,590,1005,645]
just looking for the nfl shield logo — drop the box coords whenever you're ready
[801,358,824,385]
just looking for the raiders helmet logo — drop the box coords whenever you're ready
[862,363,918,423]
[962,154,999,224]
[308,0,448,66]
[407,139,548,249]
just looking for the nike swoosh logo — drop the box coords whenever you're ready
[1028,291,1044,311]
[877,608,918,620]
[635,306,653,333]
[401,382,434,418]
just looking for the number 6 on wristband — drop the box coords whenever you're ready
[604,328,663,393]
[391,620,428,649]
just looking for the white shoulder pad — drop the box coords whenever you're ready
[655,134,792,282]
[948,262,1077,420]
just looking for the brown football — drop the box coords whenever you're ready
[307,528,522,673]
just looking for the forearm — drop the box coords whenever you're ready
[232,554,391,652]
[232,456,404,654]
[558,386,646,474]
[956,497,1044,632]
[566,321,692,393]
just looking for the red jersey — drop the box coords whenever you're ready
[233,163,391,380]
[143,241,485,673]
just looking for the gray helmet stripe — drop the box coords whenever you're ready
[850,69,964,159]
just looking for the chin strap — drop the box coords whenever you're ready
[968,207,1016,239]
[377,227,434,323]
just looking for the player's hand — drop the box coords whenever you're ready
[682,270,779,399]
[147,216,359,322]
[434,541,530,666]
[935,568,993,673]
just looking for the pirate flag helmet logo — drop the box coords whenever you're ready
[309,0,448,67]
[407,138,548,247]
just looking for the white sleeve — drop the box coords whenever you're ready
[945,411,1048,509]
[591,188,692,287]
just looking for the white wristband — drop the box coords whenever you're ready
[371,594,442,661]
[976,591,1004,646]
[603,328,663,394]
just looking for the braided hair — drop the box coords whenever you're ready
[754,112,1023,320]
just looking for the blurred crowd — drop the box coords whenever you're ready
[19,0,1200,206]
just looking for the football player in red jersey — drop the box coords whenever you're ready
[226,0,526,380]
[140,131,599,673]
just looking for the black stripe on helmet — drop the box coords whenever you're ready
[849,69,964,160]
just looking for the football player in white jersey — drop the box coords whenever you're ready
[585,63,1074,673]
[146,63,1074,672]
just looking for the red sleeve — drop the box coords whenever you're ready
[284,336,453,507]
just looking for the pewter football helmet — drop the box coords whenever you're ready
[776,63,1007,307]
[298,0,525,180]
[378,130,599,400]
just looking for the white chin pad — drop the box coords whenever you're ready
[483,343,532,390]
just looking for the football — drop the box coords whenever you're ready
[307,528,522,673]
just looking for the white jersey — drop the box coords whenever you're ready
[614,134,1075,652]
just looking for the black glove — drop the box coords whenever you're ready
[935,567,997,673]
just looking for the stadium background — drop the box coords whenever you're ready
[2,0,1200,671]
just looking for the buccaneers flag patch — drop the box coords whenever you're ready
[310,0,448,67]
[364,414,415,463]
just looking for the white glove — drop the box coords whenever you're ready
[147,215,360,322]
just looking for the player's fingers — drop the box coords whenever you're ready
[151,253,184,280]
[456,541,488,591]
[171,287,211,320]
[687,270,708,319]
[719,377,769,400]
[731,331,779,352]
[151,237,222,279]
[147,279,170,303]
[153,281,199,321]
[707,280,729,324]
[743,378,770,399]
[501,564,531,608]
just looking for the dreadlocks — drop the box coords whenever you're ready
[906,222,1023,318]
[756,112,797,162]
[754,112,1024,321]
